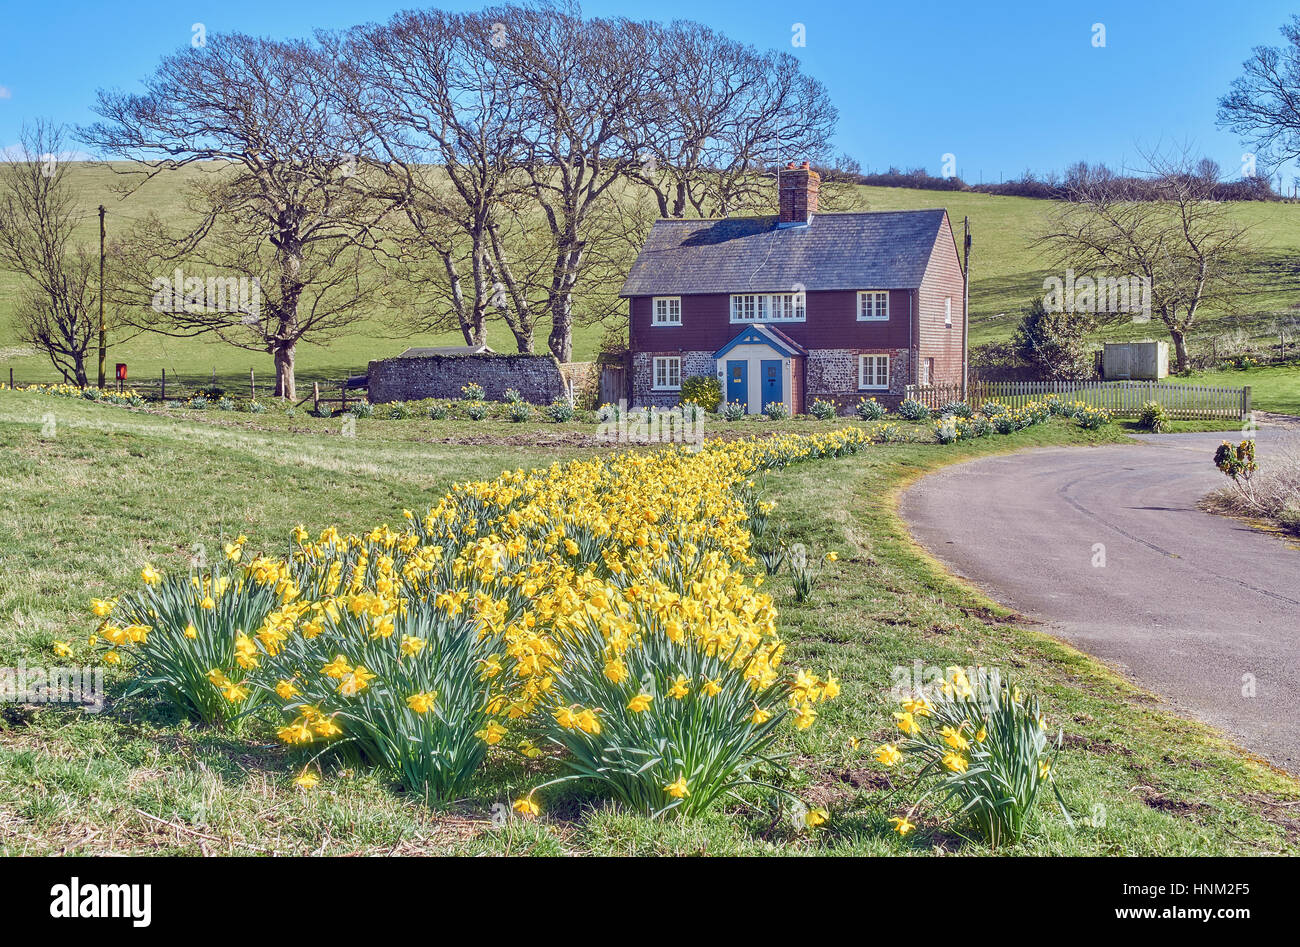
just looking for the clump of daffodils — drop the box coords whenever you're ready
[91,429,877,810]
[875,667,1071,847]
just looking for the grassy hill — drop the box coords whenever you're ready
[2,164,1298,390]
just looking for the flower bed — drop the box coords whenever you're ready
[86,429,885,816]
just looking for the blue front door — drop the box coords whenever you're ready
[761,359,783,408]
[726,360,748,409]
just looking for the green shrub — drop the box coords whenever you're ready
[427,402,448,420]
[544,399,575,422]
[1214,439,1258,483]
[719,401,746,422]
[763,401,789,421]
[1137,400,1169,432]
[508,400,533,422]
[1074,405,1111,429]
[388,401,413,420]
[465,400,489,421]
[855,397,886,420]
[898,399,931,421]
[810,398,837,420]
[460,382,485,402]
[938,400,972,419]
[503,387,524,404]
[351,400,373,418]
[679,401,704,422]
[680,375,723,412]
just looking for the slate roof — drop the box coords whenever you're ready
[619,210,948,297]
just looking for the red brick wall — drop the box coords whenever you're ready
[917,214,966,389]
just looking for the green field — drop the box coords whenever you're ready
[3,164,1298,399]
[1,392,1294,855]
[1168,360,1300,416]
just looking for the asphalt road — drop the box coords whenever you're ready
[899,428,1300,773]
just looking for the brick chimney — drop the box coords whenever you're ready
[778,161,820,226]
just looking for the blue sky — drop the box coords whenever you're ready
[1,0,1295,184]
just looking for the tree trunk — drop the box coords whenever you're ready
[546,235,582,363]
[1170,328,1189,374]
[273,342,296,400]
[547,291,573,363]
[511,326,535,354]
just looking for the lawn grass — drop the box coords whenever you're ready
[2,165,1297,389]
[1166,361,1300,417]
[1,391,1295,855]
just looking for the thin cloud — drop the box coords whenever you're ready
[0,86,12,99]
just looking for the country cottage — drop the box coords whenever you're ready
[620,162,967,413]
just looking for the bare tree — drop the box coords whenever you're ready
[1218,15,1300,177]
[0,121,122,386]
[79,33,382,399]
[487,3,658,362]
[1038,151,1251,373]
[628,20,838,219]
[347,10,542,351]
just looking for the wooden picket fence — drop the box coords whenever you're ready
[904,380,1251,420]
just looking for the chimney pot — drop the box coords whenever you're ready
[801,161,810,169]
[786,161,796,169]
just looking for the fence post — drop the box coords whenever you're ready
[1242,386,1252,421]
[7,367,11,390]
[161,369,166,401]
[313,381,320,414]
[250,369,255,400]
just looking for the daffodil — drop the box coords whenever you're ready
[890,816,915,835]
[874,743,902,767]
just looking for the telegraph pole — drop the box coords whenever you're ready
[97,205,107,390]
[962,216,971,400]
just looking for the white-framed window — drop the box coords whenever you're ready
[858,354,890,390]
[729,292,805,323]
[857,291,889,321]
[652,356,681,390]
[652,296,681,326]
[945,296,952,328]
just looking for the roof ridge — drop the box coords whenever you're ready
[650,208,946,224]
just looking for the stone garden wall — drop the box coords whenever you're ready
[367,353,568,404]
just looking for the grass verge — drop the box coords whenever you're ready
[0,392,1295,854]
